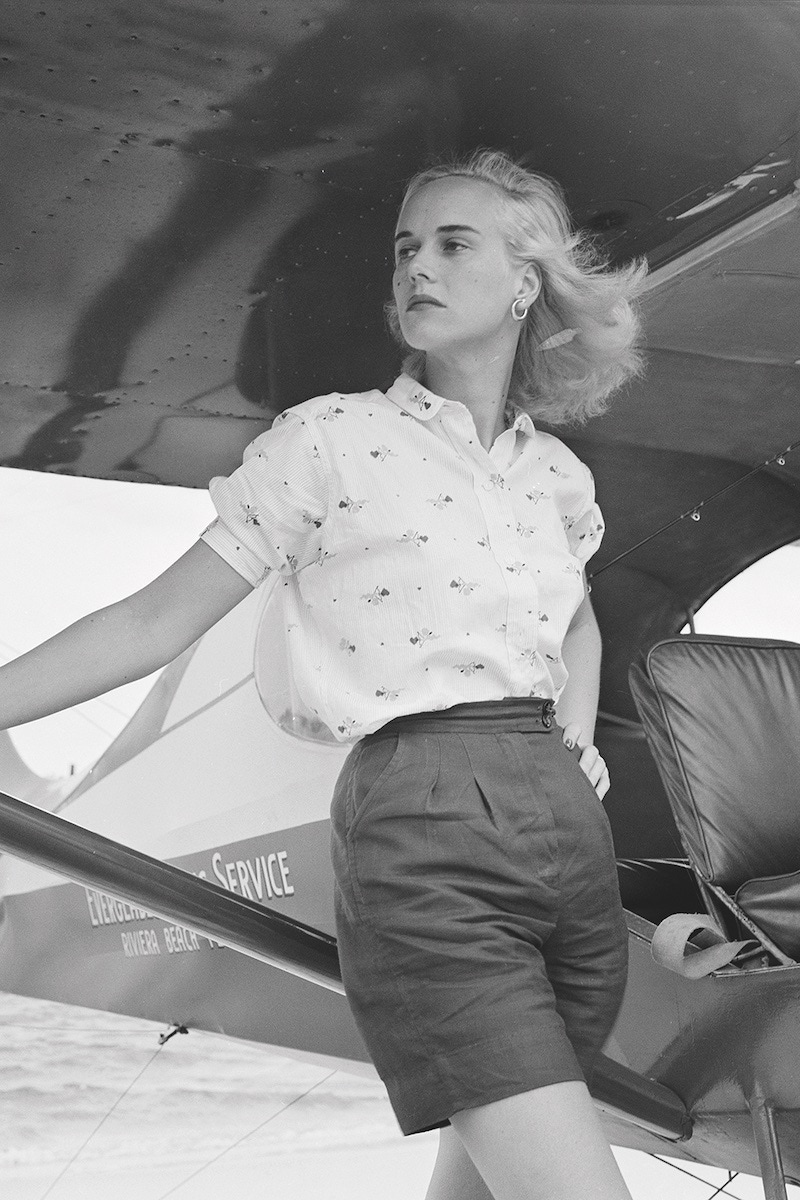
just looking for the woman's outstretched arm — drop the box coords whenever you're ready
[0,540,252,731]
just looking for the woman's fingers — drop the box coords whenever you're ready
[560,724,610,799]
[578,744,610,801]
[561,722,582,750]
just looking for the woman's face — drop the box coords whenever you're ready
[393,176,537,359]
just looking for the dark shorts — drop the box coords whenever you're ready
[329,699,628,1136]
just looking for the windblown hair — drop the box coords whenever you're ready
[385,149,647,425]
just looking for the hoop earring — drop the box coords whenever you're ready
[511,298,528,322]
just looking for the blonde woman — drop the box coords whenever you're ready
[0,150,645,1199]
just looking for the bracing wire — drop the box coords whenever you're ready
[11,1002,761,1199]
[588,436,800,581]
[77,694,140,721]
[36,1037,169,1200]
[154,1068,339,1200]
[36,704,118,740]
[652,1155,742,1197]
[706,1174,741,1199]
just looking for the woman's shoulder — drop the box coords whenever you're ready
[280,386,392,427]
[531,428,593,483]
[239,385,400,472]
[525,429,598,523]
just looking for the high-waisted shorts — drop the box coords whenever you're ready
[329,698,628,1136]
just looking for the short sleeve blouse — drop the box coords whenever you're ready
[200,376,604,741]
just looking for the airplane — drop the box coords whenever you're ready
[1,1,800,1196]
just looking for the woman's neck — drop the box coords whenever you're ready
[423,350,516,452]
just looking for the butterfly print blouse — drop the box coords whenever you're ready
[201,374,604,742]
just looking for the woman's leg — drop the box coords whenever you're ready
[450,1082,633,1200]
[425,1127,495,1200]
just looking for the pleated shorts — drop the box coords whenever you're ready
[329,698,629,1136]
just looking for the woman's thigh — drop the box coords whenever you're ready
[425,1128,494,1200]
[451,1083,633,1200]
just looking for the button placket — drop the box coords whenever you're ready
[441,409,539,692]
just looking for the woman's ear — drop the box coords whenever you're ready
[521,263,542,307]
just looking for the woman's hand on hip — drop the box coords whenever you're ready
[561,723,610,801]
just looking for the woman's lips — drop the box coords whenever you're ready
[406,296,444,310]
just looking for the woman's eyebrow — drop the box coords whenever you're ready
[394,224,482,241]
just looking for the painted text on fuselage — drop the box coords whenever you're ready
[210,849,294,901]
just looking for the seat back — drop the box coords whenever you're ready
[628,635,800,893]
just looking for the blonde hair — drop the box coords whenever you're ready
[386,149,647,425]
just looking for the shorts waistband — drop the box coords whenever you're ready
[366,697,557,739]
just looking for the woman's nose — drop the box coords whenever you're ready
[407,249,435,282]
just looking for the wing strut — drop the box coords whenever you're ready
[0,789,342,991]
[750,1089,790,1200]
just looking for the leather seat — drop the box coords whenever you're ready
[629,634,800,963]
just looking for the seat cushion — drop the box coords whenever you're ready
[736,870,800,960]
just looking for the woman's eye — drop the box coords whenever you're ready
[443,240,467,253]
[395,246,414,263]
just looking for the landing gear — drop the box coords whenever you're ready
[750,1091,788,1200]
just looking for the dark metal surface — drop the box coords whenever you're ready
[592,1053,691,1143]
[1,1,798,459]
[611,919,800,1181]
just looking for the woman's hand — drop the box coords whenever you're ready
[561,723,610,801]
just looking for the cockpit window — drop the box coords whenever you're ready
[683,544,800,639]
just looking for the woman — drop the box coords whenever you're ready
[0,150,644,1199]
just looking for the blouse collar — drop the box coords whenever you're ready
[386,374,536,440]
[385,374,444,420]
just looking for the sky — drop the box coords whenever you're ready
[1,465,800,1199]
[0,467,215,775]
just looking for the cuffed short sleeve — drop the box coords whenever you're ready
[200,412,329,587]
[566,465,605,566]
